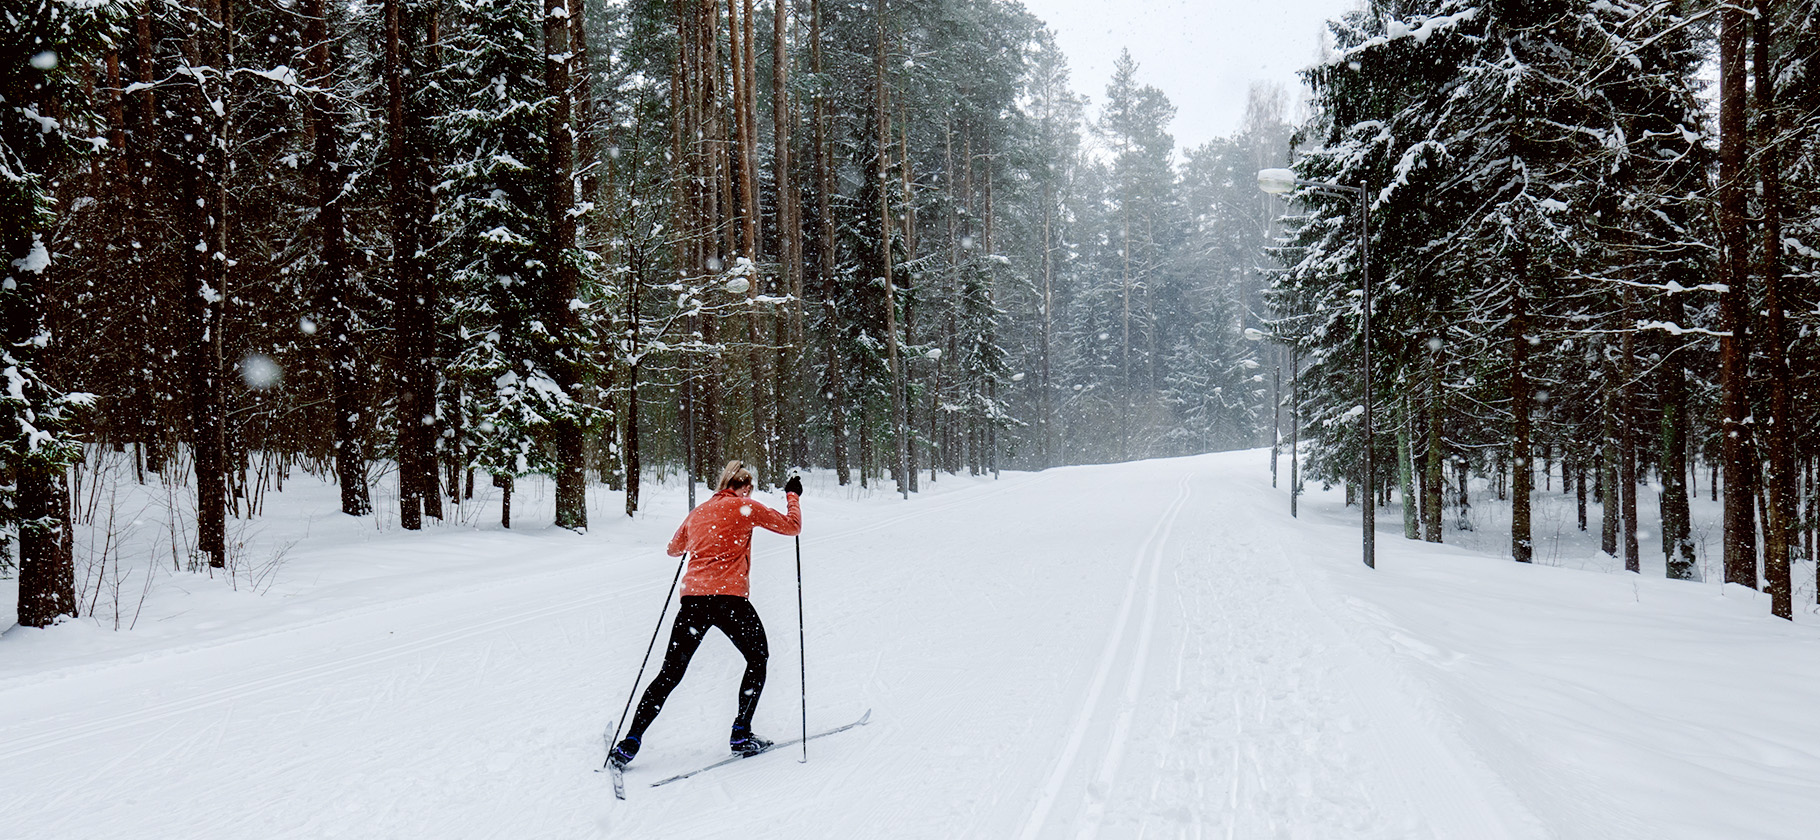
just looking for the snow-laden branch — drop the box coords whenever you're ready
[1632,320,1730,338]
[1332,6,1481,62]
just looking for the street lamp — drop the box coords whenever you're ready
[1258,168,1374,569]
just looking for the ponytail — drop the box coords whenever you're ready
[716,460,755,492]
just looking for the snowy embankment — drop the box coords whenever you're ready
[2,451,1816,838]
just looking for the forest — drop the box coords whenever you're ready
[4,0,1818,627]
[1272,0,1820,619]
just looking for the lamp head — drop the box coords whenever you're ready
[1257,168,1297,195]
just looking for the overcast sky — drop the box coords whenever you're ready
[1017,0,1364,151]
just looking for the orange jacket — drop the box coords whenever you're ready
[668,489,801,598]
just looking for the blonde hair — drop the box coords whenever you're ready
[716,460,755,492]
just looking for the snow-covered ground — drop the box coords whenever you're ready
[3,450,1817,838]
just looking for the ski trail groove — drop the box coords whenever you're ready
[1018,472,1192,840]
[1073,483,1189,839]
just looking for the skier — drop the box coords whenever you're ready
[609,461,803,769]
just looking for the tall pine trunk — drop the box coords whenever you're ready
[1399,394,1418,539]
[14,463,74,627]
[875,0,909,498]
[1619,290,1640,573]
[1600,352,1620,557]
[385,0,427,531]
[726,0,769,486]
[1658,310,1696,579]
[773,0,804,473]
[185,0,229,566]
[134,1,166,476]
[1511,278,1532,563]
[1423,340,1443,543]
[809,0,847,485]
[546,0,587,530]
[1755,0,1793,618]
[1716,0,1759,588]
[303,0,371,517]
[1040,180,1055,468]
[1575,441,1588,532]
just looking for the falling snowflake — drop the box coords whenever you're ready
[240,353,282,390]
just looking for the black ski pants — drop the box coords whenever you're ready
[625,594,769,740]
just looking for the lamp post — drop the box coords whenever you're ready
[1259,168,1374,569]
[1245,326,1299,516]
[1243,326,1281,488]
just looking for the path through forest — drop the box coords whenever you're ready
[3,452,1815,838]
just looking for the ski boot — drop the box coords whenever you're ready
[729,726,773,757]
[608,735,640,769]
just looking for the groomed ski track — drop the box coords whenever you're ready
[3,452,1552,837]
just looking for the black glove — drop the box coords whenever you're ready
[784,475,803,496]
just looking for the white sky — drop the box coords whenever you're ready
[1018,0,1365,151]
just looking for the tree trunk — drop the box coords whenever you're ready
[1811,456,1819,601]
[385,0,425,531]
[15,464,75,627]
[726,0,769,487]
[1620,292,1640,573]
[774,0,805,473]
[1659,322,1696,579]
[875,0,909,498]
[1717,0,1759,588]
[624,208,643,516]
[1041,181,1055,468]
[447,376,464,503]
[1423,341,1443,542]
[900,116,918,492]
[1457,456,1471,531]
[1506,281,1536,563]
[186,0,229,566]
[134,1,166,477]
[1399,394,1418,539]
[417,0,444,524]
[1600,361,1620,557]
[546,0,587,531]
[1755,0,1793,618]
[809,0,847,486]
[1575,442,1588,532]
[303,0,372,517]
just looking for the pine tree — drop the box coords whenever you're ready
[4,0,125,625]
[443,0,602,524]
[303,0,375,517]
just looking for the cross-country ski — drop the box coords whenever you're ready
[647,709,871,789]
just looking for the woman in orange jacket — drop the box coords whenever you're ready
[610,461,802,768]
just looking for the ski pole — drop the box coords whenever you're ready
[605,551,687,768]
[796,533,808,763]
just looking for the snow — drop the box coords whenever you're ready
[238,64,303,90]
[3,451,1817,837]
[237,353,282,390]
[21,106,60,135]
[1337,7,1480,60]
[12,235,50,274]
